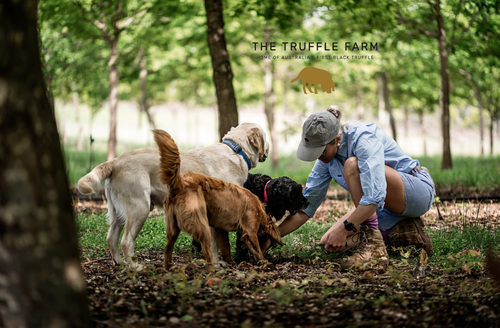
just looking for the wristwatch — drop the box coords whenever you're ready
[343,220,357,232]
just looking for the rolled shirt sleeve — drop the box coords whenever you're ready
[302,160,332,218]
[352,131,387,210]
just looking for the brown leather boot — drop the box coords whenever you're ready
[341,226,389,271]
[387,217,433,256]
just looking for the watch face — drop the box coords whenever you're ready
[344,220,357,233]
[344,221,354,231]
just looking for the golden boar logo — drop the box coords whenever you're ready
[290,67,335,94]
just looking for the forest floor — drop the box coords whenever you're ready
[76,187,500,327]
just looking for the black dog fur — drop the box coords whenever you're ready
[234,173,309,264]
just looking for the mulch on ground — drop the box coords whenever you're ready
[77,187,500,327]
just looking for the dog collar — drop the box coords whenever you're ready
[263,179,271,203]
[222,139,252,171]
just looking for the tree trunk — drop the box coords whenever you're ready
[404,106,409,138]
[205,0,239,141]
[283,77,290,114]
[419,110,428,156]
[491,98,499,155]
[263,25,278,169]
[62,102,68,144]
[74,92,84,151]
[356,84,364,120]
[107,40,119,161]
[435,0,452,169]
[490,110,494,156]
[376,74,387,126]
[0,1,90,327]
[476,83,484,156]
[459,68,484,156]
[381,72,397,142]
[43,52,55,114]
[139,49,156,130]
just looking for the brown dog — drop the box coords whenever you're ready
[153,130,282,270]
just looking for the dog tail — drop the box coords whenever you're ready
[77,161,113,195]
[290,72,301,83]
[153,129,183,196]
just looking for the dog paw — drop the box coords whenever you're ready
[214,260,229,268]
[129,262,145,272]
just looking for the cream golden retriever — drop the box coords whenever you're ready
[78,123,269,268]
[153,129,282,271]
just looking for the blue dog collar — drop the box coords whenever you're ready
[222,139,252,171]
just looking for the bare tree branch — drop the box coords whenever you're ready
[449,0,464,43]
[72,0,112,45]
[448,14,479,52]
[396,12,438,38]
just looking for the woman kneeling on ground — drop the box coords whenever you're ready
[264,106,435,271]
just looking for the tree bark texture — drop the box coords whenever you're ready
[139,49,156,130]
[107,40,119,161]
[435,0,452,169]
[459,68,485,156]
[264,25,278,169]
[356,84,364,121]
[489,98,499,155]
[474,80,485,156]
[419,110,428,156]
[205,0,239,141]
[376,74,387,125]
[381,72,397,142]
[0,1,90,327]
[74,92,84,151]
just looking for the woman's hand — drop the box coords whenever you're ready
[320,224,348,252]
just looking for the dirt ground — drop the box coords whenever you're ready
[76,188,500,327]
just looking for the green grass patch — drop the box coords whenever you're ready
[64,149,108,187]
[65,142,500,191]
[429,224,500,257]
[418,155,500,190]
[76,211,499,268]
[249,155,315,185]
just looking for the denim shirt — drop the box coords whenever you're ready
[302,122,419,218]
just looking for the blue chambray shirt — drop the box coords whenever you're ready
[302,122,419,218]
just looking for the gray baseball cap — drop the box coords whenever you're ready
[296,111,340,161]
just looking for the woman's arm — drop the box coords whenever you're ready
[277,211,310,237]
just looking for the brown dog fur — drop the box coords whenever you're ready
[153,129,282,271]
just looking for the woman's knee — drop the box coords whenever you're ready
[344,156,359,178]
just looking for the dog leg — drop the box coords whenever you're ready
[106,219,124,265]
[213,228,234,265]
[234,231,251,264]
[120,207,150,270]
[241,233,266,263]
[210,227,226,267]
[164,220,180,271]
[106,200,124,265]
[195,224,214,271]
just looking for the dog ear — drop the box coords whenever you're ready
[267,222,283,246]
[247,127,265,156]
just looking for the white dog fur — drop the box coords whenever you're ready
[78,123,269,269]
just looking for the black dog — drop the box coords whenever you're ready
[234,173,309,264]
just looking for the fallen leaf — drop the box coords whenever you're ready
[419,249,428,266]
[469,250,480,257]
[361,271,374,280]
[206,277,221,286]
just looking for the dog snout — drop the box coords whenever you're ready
[259,141,270,162]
